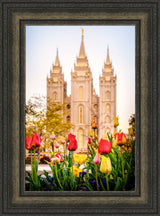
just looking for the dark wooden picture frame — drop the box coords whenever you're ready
[0,0,159,215]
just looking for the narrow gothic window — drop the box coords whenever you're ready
[106,115,110,123]
[67,116,70,123]
[79,86,83,100]
[53,92,57,101]
[106,104,110,113]
[79,105,83,124]
[106,91,111,100]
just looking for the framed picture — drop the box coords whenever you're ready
[25,25,136,192]
[1,0,159,215]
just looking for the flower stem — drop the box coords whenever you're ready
[33,148,38,184]
[30,149,33,167]
[106,174,109,191]
[95,164,99,191]
[55,163,63,190]
[121,151,124,179]
[63,145,66,161]
[71,151,73,173]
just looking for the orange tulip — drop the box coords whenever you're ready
[91,120,97,129]
[114,132,127,146]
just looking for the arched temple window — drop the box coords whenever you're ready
[106,115,111,123]
[53,92,57,101]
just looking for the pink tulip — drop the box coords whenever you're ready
[55,143,59,148]
[93,152,100,164]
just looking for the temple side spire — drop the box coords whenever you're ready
[55,49,60,66]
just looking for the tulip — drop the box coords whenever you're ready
[50,132,56,140]
[72,166,82,177]
[113,116,119,128]
[55,153,64,162]
[112,130,116,139]
[68,133,76,141]
[93,147,98,153]
[68,137,78,151]
[74,154,87,165]
[114,132,127,146]
[91,120,97,129]
[98,139,111,154]
[31,132,41,147]
[25,137,32,150]
[89,130,93,137]
[55,142,59,148]
[88,137,91,144]
[100,156,112,174]
[60,136,66,144]
[128,127,134,136]
[93,152,100,164]
[50,156,60,164]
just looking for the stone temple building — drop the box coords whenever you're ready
[47,30,117,153]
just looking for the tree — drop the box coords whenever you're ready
[25,96,73,150]
[128,114,135,137]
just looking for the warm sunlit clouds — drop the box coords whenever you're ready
[26,25,135,133]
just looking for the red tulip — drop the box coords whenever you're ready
[98,138,111,154]
[55,153,64,162]
[25,137,32,150]
[68,138,78,151]
[31,132,41,147]
[68,133,76,141]
[88,137,91,144]
[93,152,100,164]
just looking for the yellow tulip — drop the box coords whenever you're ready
[93,147,98,153]
[89,130,93,137]
[112,130,116,138]
[72,166,82,177]
[128,127,134,136]
[100,156,112,174]
[74,154,87,165]
[113,116,119,127]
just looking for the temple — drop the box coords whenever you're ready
[47,30,117,152]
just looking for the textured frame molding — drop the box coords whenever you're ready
[0,0,159,215]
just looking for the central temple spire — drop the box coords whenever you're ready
[106,46,111,65]
[79,29,86,58]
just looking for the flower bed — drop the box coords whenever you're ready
[25,118,135,191]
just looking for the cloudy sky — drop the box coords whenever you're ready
[26,25,135,133]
